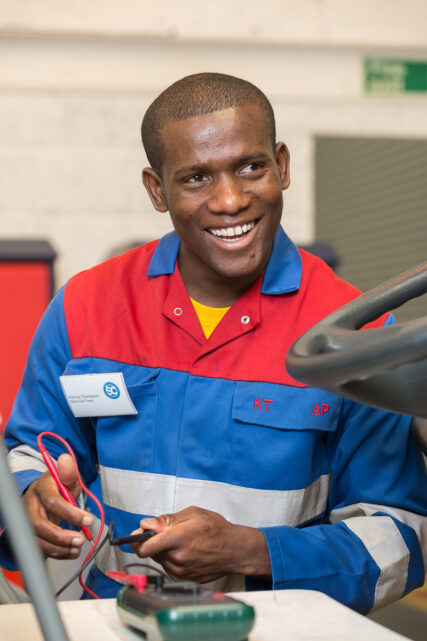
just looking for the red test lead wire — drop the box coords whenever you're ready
[36,431,106,599]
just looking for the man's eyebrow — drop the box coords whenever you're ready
[238,151,271,163]
[174,164,206,177]
[173,152,272,177]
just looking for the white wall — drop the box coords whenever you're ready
[1,1,427,286]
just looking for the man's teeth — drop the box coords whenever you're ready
[209,222,255,239]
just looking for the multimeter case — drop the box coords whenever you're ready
[116,582,255,641]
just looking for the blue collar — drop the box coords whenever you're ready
[260,225,302,294]
[147,226,302,295]
[146,230,180,278]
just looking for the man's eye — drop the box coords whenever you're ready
[186,174,205,184]
[240,162,263,175]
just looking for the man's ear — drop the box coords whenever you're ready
[275,142,291,191]
[142,167,168,212]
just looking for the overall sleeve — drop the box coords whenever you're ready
[260,401,427,614]
[0,285,96,568]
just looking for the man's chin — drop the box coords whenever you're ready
[212,261,264,285]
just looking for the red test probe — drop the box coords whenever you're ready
[37,432,92,541]
[37,431,106,598]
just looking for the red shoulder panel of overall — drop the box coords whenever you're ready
[64,240,161,361]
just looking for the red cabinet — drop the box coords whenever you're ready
[0,240,56,429]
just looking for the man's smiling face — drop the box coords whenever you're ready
[143,104,290,305]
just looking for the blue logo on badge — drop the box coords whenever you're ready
[103,382,120,399]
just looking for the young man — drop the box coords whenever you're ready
[2,73,427,612]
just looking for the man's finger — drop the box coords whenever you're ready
[25,493,86,559]
[138,516,169,532]
[32,474,94,529]
[57,453,81,500]
[37,534,85,559]
[36,534,84,560]
[34,513,85,548]
[132,526,181,558]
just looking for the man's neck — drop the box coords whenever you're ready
[178,259,260,308]
[183,280,252,308]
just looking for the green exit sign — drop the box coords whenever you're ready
[365,58,427,94]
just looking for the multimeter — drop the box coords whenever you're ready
[115,579,255,641]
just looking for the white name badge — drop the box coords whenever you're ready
[60,373,138,418]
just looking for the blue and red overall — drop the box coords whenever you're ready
[2,227,427,611]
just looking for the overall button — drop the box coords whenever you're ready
[241,315,250,325]
[174,307,183,316]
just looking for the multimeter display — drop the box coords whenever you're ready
[116,581,255,641]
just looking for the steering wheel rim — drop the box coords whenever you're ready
[286,262,427,420]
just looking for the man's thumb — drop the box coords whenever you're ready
[57,453,81,500]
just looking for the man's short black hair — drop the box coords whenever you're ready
[141,72,276,175]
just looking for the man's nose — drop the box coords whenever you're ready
[207,176,250,214]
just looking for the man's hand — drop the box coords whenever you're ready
[23,453,93,559]
[130,506,271,583]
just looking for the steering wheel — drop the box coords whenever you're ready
[286,262,427,451]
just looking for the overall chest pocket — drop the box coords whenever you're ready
[231,381,342,490]
[94,370,160,473]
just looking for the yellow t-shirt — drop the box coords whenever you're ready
[190,297,230,339]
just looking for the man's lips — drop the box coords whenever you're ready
[206,220,256,242]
